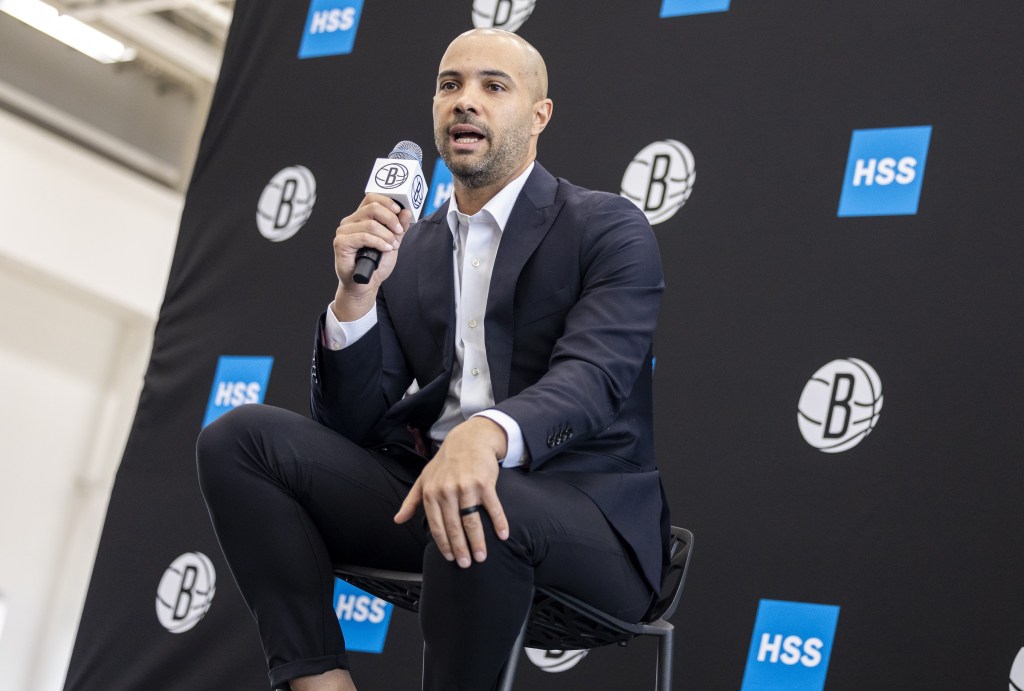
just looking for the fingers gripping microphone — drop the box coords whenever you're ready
[353,141,429,284]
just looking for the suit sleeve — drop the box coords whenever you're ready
[493,195,663,469]
[309,292,413,443]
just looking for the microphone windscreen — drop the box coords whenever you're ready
[389,140,423,163]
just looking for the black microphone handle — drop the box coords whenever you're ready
[355,142,416,284]
[352,248,381,284]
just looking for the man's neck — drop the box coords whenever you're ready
[452,158,534,216]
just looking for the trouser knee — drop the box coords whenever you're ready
[195,404,267,497]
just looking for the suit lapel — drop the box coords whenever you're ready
[416,209,456,368]
[486,163,562,402]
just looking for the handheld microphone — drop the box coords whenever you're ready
[353,141,429,284]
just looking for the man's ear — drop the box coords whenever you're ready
[532,99,554,135]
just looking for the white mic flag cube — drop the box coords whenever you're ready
[364,157,429,221]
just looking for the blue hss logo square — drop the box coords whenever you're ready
[741,599,840,691]
[333,579,394,653]
[838,125,932,217]
[298,0,364,59]
[202,355,274,428]
[425,158,454,216]
[660,0,730,17]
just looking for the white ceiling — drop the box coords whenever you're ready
[0,0,234,190]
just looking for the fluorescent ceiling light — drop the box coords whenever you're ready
[1,0,137,63]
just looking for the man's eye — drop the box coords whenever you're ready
[487,83,505,92]
[439,82,458,91]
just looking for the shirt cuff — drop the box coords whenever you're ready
[473,410,527,468]
[324,301,377,351]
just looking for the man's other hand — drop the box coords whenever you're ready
[394,417,510,567]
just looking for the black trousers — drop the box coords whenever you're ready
[196,404,654,690]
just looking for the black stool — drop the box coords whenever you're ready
[335,526,693,690]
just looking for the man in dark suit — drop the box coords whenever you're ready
[197,28,667,691]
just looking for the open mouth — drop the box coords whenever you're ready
[449,124,486,146]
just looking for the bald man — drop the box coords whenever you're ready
[198,29,668,691]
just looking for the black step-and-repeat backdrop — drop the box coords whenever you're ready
[65,1,1024,689]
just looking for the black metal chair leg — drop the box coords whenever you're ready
[656,627,673,691]
[497,614,529,691]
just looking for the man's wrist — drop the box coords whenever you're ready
[464,416,508,461]
[471,410,528,467]
[324,301,377,350]
[332,286,377,322]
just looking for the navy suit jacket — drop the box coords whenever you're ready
[311,162,669,591]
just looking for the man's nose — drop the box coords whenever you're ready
[454,86,481,115]
[454,98,478,115]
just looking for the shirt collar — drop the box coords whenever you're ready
[445,161,535,238]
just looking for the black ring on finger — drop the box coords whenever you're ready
[459,504,484,517]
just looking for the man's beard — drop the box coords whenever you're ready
[435,116,532,190]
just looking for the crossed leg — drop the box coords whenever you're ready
[197,404,652,691]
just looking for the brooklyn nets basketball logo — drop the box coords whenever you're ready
[257,165,317,242]
[375,162,409,189]
[411,174,426,209]
[156,552,217,633]
[620,139,696,225]
[1011,647,1024,691]
[798,358,883,453]
[472,0,536,32]
[525,647,588,673]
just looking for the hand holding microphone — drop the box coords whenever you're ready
[352,141,429,284]
[332,142,429,318]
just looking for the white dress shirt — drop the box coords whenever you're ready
[324,162,535,467]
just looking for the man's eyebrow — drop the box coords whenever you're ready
[436,69,515,82]
[479,69,514,81]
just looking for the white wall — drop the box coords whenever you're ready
[0,109,182,691]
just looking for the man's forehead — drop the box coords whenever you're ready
[436,30,546,98]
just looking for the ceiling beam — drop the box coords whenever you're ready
[0,77,183,188]
[97,9,223,83]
